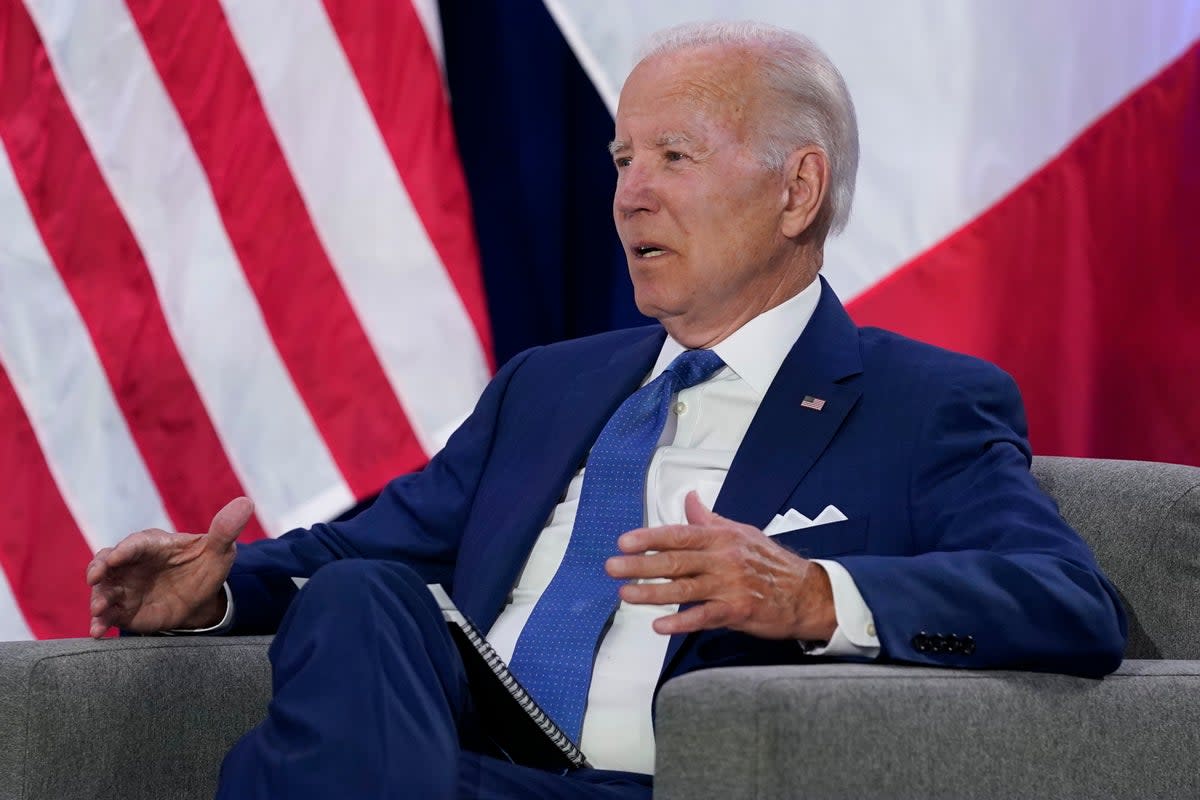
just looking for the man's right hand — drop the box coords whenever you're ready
[86,497,254,638]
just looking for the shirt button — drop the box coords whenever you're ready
[673,401,688,415]
[866,622,876,638]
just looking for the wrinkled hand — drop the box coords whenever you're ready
[86,497,254,638]
[605,491,836,640]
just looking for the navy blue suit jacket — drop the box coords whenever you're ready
[228,278,1127,686]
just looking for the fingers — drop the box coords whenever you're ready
[207,496,254,547]
[86,535,149,581]
[88,583,130,638]
[89,581,124,616]
[608,497,830,639]
[619,493,746,553]
[642,555,834,640]
[89,609,115,639]
[652,601,733,636]
[683,490,718,525]
[85,547,114,586]
[618,522,718,554]
[607,548,710,580]
[89,617,109,639]
[618,573,723,606]
[83,499,246,640]
[94,531,163,572]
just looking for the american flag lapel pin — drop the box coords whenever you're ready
[800,395,826,411]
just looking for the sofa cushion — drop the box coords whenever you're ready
[0,636,272,800]
[654,660,1200,800]
[1032,456,1200,659]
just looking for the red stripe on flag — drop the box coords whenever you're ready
[323,0,495,367]
[127,0,429,496]
[848,42,1200,466]
[0,2,268,539]
[0,362,95,638]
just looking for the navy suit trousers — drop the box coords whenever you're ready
[215,560,653,799]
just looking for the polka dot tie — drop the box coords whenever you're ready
[507,348,726,742]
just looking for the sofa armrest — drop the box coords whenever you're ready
[653,660,1200,800]
[0,636,272,800]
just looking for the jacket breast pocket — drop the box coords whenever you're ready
[769,516,869,558]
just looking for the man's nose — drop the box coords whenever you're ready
[614,162,659,217]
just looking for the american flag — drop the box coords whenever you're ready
[3,0,1199,644]
[800,396,826,412]
[0,0,491,639]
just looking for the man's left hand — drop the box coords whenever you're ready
[605,491,837,640]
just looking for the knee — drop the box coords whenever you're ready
[310,557,418,585]
[279,559,453,665]
[298,559,431,614]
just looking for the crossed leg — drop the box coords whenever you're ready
[216,560,651,800]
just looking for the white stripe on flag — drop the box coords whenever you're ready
[549,0,1200,300]
[542,0,620,114]
[0,143,172,550]
[409,0,445,67]
[221,0,491,455]
[0,564,34,642]
[25,0,354,533]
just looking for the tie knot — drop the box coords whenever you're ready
[664,349,725,391]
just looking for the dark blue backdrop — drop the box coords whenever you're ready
[438,0,648,366]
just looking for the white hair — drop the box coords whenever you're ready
[638,21,860,237]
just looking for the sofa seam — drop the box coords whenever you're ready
[20,663,30,800]
[749,672,1200,685]
[1163,482,1200,524]
[754,680,766,800]
[686,664,1200,683]
[23,639,270,664]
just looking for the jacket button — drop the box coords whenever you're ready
[911,632,929,652]
[963,636,976,655]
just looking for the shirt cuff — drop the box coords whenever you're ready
[162,582,234,635]
[801,560,881,658]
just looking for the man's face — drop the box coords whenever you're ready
[611,46,796,345]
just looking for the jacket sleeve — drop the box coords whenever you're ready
[835,362,1128,677]
[225,347,540,634]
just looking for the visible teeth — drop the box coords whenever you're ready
[638,247,666,258]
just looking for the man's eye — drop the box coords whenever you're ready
[665,151,686,162]
[615,157,632,168]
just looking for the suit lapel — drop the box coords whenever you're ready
[543,328,668,513]
[662,277,864,676]
[465,328,666,629]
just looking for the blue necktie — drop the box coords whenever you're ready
[508,348,725,742]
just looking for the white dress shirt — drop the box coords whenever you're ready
[486,278,879,775]
[204,278,881,774]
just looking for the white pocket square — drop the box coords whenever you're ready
[763,505,848,536]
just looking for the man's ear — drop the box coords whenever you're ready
[780,147,830,239]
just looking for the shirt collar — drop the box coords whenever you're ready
[649,277,823,397]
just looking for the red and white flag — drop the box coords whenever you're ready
[0,0,491,640]
[553,0,1200,465]
[4,0,1199,641]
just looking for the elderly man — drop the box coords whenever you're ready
[87,21,1126,800]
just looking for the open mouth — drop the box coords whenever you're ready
[633,244,669,259]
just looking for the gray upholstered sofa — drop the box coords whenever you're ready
[2,456,1197,799]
